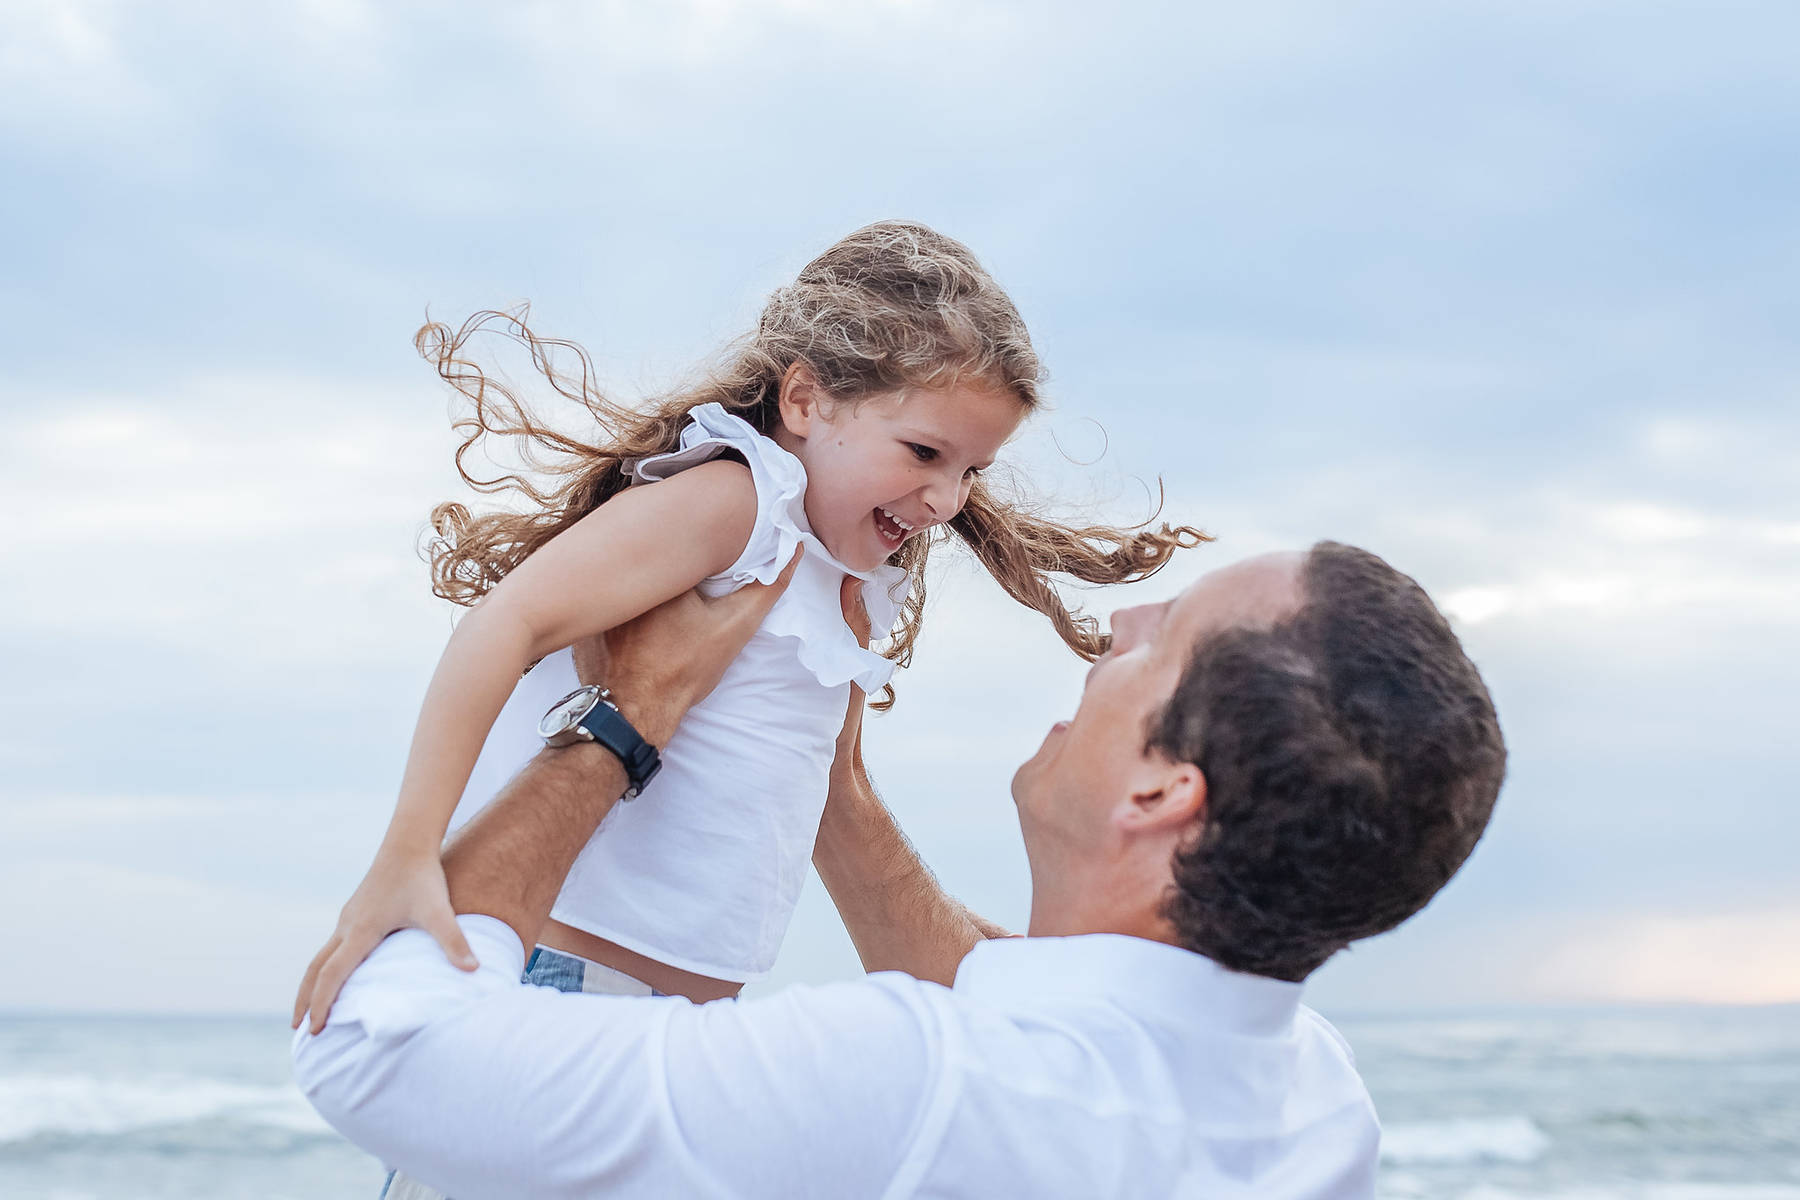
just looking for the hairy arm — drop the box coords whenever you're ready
[812,581,1014,987]
[441,552,797,949]
[381,459,757,855]
[295,461,756,1030]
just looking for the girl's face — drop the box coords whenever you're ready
[777,372,1028,572]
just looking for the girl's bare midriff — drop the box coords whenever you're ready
[537,918,744,1003]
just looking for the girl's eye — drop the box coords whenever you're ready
[907,443,938,462]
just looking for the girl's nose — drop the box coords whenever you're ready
[921,473,962,521]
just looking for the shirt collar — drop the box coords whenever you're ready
[952,933,1305,1037]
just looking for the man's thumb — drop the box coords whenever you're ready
[731,544,803,624]
[839,575,871,648]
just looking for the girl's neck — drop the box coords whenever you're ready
[770,424,806,460]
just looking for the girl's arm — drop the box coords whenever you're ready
[295,460,757,1032]
[383,459,758,856]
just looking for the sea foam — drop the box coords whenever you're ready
[1392,1186,1800,1200]
[0,1073,331,1144]
[1379,1114,1551,1164]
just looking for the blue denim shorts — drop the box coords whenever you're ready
[377,945,656,1199]
[519,943,663,997]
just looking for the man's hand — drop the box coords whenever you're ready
[600,547,802,746]
[835,575,872,765]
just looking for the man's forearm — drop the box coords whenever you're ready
[441,743,627,951]
[432,563,794,958]
[814,745,1012,987]
[437,642,689,952]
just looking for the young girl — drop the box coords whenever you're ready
[296,221,1207,1040]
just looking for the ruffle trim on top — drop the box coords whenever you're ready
[627,403,911,695]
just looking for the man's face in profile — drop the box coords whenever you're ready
[1010,553,1305,866]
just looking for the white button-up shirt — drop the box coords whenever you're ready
[294,916,1379,1199]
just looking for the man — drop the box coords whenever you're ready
[293,542,1505,1199]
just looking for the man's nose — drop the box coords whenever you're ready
[1109,605,1155,650]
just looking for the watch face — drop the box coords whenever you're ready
[538,686,601,739]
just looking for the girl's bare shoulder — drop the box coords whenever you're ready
[613,455,759,568]
[640,455,757,516]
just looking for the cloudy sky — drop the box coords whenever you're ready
[3,0,1795,1015]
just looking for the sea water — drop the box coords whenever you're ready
[1,1005,1795,1197]
[0,1014,376,1199]
[1344,1005,1800,1199]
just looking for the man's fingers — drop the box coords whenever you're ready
[719,544,803,630]
[425,908,479,971]
[291,938,337,1029]
[571,633,611,688]
[768,543,803,594]
[839,575,872,648]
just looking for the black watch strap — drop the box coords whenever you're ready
[577,700,663,800]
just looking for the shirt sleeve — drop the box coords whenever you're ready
[293,916,950,1200]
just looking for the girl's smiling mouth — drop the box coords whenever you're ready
[873,506,917,548]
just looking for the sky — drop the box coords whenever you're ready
[2,0,1796,1015]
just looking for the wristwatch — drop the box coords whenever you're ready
[537,685,663,800]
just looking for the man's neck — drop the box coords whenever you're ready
[1025,893,1181,948]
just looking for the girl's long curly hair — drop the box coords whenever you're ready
[422,220,1211,707]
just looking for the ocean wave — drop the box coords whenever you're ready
[0,1073,332,1144]
[1382,1185,1800,1200]
[1380,1114,1551,1164]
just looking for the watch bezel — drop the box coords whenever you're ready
[538,684,606,745]
[537,683,659,799]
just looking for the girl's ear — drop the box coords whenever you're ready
[777,362,826,441]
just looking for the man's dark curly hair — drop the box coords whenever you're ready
[1146,542,1506,982]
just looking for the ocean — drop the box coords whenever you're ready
[1,1005,1795,1198]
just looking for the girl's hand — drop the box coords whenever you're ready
[291,844,477,1035]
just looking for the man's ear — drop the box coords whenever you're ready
[1116,760,1207,837]
[777,362,826,441]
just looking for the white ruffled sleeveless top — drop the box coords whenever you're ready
[448,404,911,981]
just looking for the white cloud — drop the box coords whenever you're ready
[1593,501,1711,542]
[1441,585,1512,626]
[1526,908,1800,1006]
[6,0,1799,1016]
[1308,898,1800,1012]
[0,794,238,826]
[1,375,464,671]
[1641,410,1800,478]
[0,860,338,1012]
[0,1,125,102]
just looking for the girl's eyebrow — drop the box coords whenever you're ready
[896,426,994,467]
